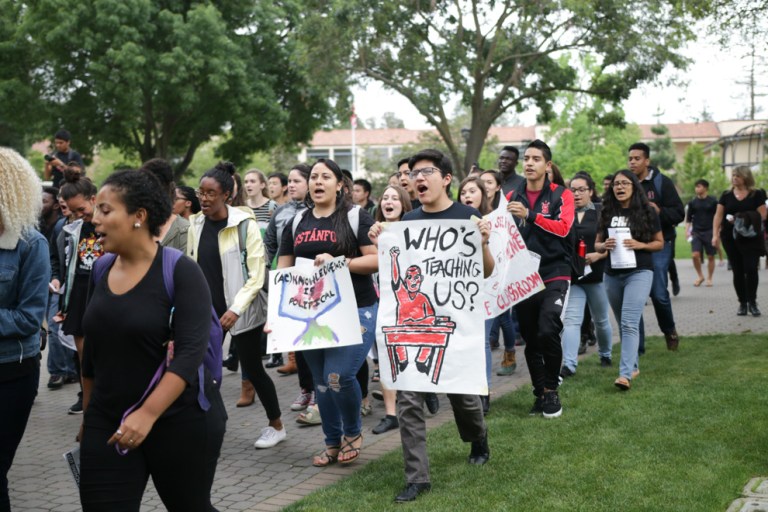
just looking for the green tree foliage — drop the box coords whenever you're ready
[548,97,641,188]
[649,124,677,170]
[676,143,728,201]
[12,0,345,179]
[0,0,45,152]
[301,0,704,173]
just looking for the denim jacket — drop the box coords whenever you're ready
[0,229,51,364]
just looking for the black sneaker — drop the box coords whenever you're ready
[600,356,612,367]
[529,396,544,416]
[737,302,748,316]
[424,392,440,415]
[578,339,587,355]
[372,415,399,435]
[265,354,284,368]
[559,366,575,379]
[468,434,490,465]
[748,302,761,317]
[47,375,64,389]
[68,396,83,415]
[542,390,562,419]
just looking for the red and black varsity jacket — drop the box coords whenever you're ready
[506,180,575,283]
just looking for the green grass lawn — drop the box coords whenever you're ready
[285,335,767,512]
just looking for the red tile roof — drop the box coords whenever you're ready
[308,126,538,147]
[639,122,720,140]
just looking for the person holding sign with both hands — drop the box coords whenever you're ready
[595,170,663,391]
[276,158,378,468]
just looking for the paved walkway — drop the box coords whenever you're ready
[8,259,768,511]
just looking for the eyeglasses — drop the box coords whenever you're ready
[570,187,589,194]
[407,166,440,179]
[195,189,218,200]
[612,181,633,188]
[174,196,187,202]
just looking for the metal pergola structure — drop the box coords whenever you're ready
[714,122,768,172]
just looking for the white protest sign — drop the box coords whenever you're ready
[376,220,487,395]
[482,207,545,318]
[267,256,362,353]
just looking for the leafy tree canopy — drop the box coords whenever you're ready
[301,0,705,173]
[548,94,641,190]
[9,0,347,179]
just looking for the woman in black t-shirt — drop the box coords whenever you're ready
[80,170,223,511]
[561,173,612,376]
[712,166,767,316]
[58,173,104,414]
[595,170,662,391]
[278,158,378,467]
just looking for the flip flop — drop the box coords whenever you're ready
[312,446,340,467]
[705,280,713,287]
[338,434,363,465]
[693,278,704,287]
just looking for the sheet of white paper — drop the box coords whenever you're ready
[63,446,81,488]
[579,264,593,279]
[608,227,637,269]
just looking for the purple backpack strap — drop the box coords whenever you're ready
[158,248,211,411]
[91,253,117,284]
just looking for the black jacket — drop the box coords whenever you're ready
[639,167,684,241]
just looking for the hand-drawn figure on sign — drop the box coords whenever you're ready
[382,246,456,385]
[278,265,342,347]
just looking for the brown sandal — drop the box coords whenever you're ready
[338,434,363,465]
[312,445,340,467]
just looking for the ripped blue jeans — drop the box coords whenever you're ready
[302,303,377,446]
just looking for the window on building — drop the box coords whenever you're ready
[306,149,330,162]
[333,148,353,172]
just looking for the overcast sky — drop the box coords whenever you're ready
[352,33,766,129]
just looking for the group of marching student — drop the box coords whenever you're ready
[2,131,766,511]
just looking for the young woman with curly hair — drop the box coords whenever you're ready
[595,170,663,390]
[0,148,51,511]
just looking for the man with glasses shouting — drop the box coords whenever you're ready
[369,149,494,503]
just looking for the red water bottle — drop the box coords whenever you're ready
[578,239,586,258]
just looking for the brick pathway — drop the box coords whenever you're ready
[7,259,768,511]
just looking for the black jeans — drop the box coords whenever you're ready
[80,406,223,512]
[516,280,569,395]
[0,363,39,512]
[232,324,281,420]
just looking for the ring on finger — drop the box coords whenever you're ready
[116,429,123,437]
[128,439,135,444]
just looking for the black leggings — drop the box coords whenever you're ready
[722,236,760,303]
[80,408,222,512]
[296,351,314,392]
[232,324,281,420]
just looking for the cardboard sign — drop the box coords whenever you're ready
[376,220,487,395]
[267,257,362,353]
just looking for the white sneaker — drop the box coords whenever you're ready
[253,426,287,449]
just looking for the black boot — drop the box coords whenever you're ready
[737,302,748,316]
[748,302,761,317]
[222,354,239,372]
